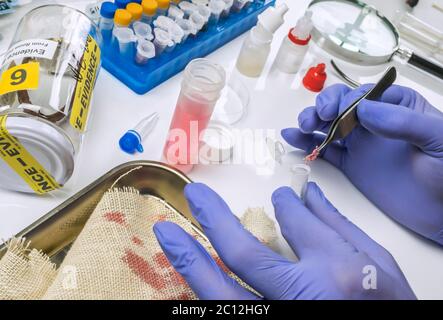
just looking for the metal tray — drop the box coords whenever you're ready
[0,161,200,261]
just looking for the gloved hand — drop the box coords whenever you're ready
[154,182,416,300]
[282,84,443,245]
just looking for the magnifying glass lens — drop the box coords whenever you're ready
[310,1,397,57]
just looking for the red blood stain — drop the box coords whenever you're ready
[154,252,171,268]
[213,256,230,274]
[104,211,126,225]
[175,293,192,300]
[132,236,143,246]
[122,249,166,290]
[168,269,188,286]
[157,214,168,222]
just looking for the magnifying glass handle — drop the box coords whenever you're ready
[397,48,443,80]
[408,53,443,80]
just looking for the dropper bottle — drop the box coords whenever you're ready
[274,11,313,74]
[235,3,289,77]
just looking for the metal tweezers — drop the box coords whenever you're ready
[316,66,397,154]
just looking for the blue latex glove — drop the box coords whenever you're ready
[282,84,443,245]
[154,182,416,300]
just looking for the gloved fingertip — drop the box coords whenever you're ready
[298,108,317,133]
[153,221,183,247]
[304,182,326,205]
[281,128,297,143]
[272,186,301,207]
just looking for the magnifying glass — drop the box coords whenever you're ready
[308,0,443,80]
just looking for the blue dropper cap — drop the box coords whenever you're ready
[100,2,118,19]
[115,0,132,9]
[119,130,144,154]
[119,112,159,154]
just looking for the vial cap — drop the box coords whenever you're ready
[119,130,144,154]
[126,2,143,21]
[142,0,158,15]
[257,3,289,34]
[114,9,133,26]
[100,2,118,19]
[115,0,132,9]
[303,63,327,92]
[157,0,170,10]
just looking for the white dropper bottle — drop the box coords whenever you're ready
[274,10,313,74]
[235,3,289,77]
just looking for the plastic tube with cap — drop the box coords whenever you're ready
[157,0,170,15]
[113,27,136,57]
[99,2,118,38]
[209,0,225,25]
[190,11,205,35]
[176,18,194,41]
[168,22,185,45]
[221,0,233,18]
[153,15,176,31]
[141,0,158,24]
[135,39,156,64]
[133,21,154,41]
[179,1,198,18]
[291,164,310,199]
[126,2,143,24]
[196,5,211,26]
[115,0,132,9]
[119,112,159,154]
[154,28,174,54]
[168,5,184,20]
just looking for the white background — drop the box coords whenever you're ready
[1,0,443,299]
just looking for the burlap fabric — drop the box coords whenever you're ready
[0,188,277,300]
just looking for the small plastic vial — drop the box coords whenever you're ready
[236,26,272,77]
[112,8,133,45]
[135,39,156,65]
[157,0,171,15]
[163,59,226,173]
[126,2,143,25]
[291,164,311,199]
[274,11,313,74]
[209,0,225,25]
[141,0,158,24]
[235,4,288,77]
[119,113,159,154]
[99,2,118,39]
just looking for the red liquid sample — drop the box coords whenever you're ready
[163,93,214,173]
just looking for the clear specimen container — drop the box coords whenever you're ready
[291,164,311,199]
[163,59,226,173]
[0,5,102,194]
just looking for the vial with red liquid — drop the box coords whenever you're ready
[163,59,226,173]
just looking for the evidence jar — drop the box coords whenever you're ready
[163,59,226,173]
[0,5,102,194]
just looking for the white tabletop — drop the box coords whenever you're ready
[1,0,443,299]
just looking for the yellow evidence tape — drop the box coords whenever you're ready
[0,115,60,194]
[70,35,101,132]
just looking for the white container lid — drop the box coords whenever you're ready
[0,115,75,193]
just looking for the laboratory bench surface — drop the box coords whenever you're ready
[1,0,443,299]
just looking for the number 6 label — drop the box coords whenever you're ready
[0,62,40,96]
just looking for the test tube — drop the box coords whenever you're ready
[157,0,171,15]
[179,1,198,18]
[113,27,136,57]
[133,21,154,41]
[135,39,156,64]
[208,0,225,25]
[190,12,205,35]
[168,22,185,45]
[176,18,194,42]
[221,0,233,18]
[141,0,158,24]
[99,2,118,39]
[119,112,159,154]
[163,59,226,173]
[112,9,133,44]
[168,5,185,20]
[126,2,143,24]
[290,164,311,199]
[153,28,174,54]
[153,15,176,31]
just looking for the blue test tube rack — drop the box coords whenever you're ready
[101,0,276,94]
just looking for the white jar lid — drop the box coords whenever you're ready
[0,115,75,193]
[200,120,235,164]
